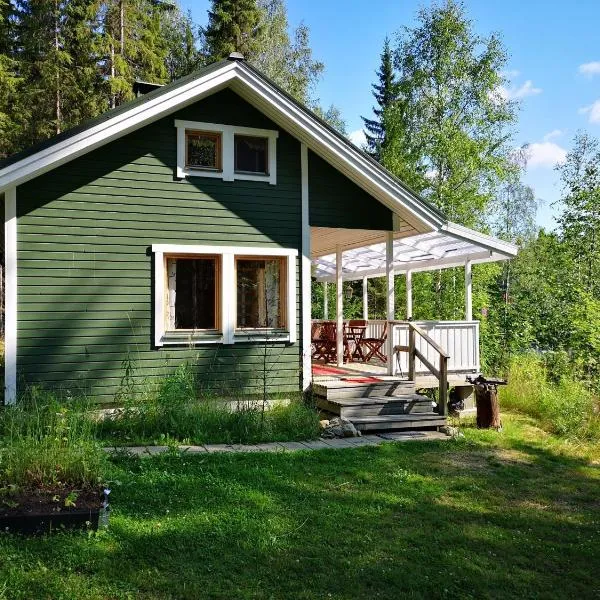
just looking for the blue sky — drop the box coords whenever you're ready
[180,0,600,229]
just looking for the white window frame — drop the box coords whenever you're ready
[175,120,278,185]
[153,244,296,346]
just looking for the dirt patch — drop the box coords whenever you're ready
[0,486,103,517]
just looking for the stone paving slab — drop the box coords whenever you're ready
[104,430,449,457]
[205,444,237,453]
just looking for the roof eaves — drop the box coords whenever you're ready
[239,61,448,225]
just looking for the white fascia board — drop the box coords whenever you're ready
[4,187,17,404]
[152,243,298,257]
[231,67,445,232]
[442,222,519,257]
[315,250,509,282]
[0,63,238,194]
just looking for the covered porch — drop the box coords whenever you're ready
[309,223,517,423]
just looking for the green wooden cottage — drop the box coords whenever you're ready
[1,55,517,415]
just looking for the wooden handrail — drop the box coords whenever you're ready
[391,321,449,417]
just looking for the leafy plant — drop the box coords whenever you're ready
[500,354,600,441]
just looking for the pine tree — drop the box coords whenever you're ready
[203,0,261,61]
[100,0,170,108]
[361,37,396,159]
[0,0,20,157]
[11,0,105,149]
[14,0,73,142]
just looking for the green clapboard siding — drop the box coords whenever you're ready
[16,89,304,402]
[308,150,393,230]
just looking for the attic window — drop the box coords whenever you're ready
[175,120,278,184]
[235,135,268,175]
[185,131,221,171]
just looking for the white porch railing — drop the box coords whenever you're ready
[364,320,480,376]
[394,320,479,376]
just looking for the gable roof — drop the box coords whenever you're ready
[0,56,446,235]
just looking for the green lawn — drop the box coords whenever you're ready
[0,414,598,600]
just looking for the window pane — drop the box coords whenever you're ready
[236,258,282,328]
[186,132,220,169]
[167,258,217,330]
[235,135,268,174]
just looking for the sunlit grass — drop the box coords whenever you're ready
[0,413,597,599]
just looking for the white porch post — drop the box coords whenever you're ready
[405,269,413,320]
[336,246,344,367]
[362,276,368,320]
[323,281,328,319]
[465,258,472,321]
[300,143,311,390]
[4,187,17,404]
[386,232,395,375]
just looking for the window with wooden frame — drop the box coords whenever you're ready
[175,120,278,184]
[185,130,222,171]
[153,244,297,347]
[235,256,287,330]
[165,255,221,332]
[234,135,268,175]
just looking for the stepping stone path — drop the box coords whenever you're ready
[104,430,449,457]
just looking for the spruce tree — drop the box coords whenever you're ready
[361,37,396,159]
[203,0,261,61]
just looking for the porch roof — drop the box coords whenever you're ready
[312,221,518,281]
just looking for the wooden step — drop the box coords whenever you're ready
[316,394,434,417]
[350,414,446,432]
[313,380,416,400]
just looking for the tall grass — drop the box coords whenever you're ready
[98,363,321,445]
[0,387,106,490]
[501,354,600,441]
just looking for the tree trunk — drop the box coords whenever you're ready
[54,0,61,134]
[474,384,501,429]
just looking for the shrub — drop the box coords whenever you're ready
[98,364,321,445]
[0,387,107,491]
[500,353,600,441]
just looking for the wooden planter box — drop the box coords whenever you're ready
[0,490,110,535]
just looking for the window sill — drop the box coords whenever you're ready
[234,330,291,343]
[159,332,223,346]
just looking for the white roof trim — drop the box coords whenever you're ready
[0,60,444,235]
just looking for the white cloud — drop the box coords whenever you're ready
[525,141,567,169]
[579,100,600,123]
[492,79,542,102]
[543,129,564,141]
[578,61,600,77]
[348,129,367,149]
[501,80,543,100]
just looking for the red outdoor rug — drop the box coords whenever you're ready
[312,364,348,377]
[340,376,382,383]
